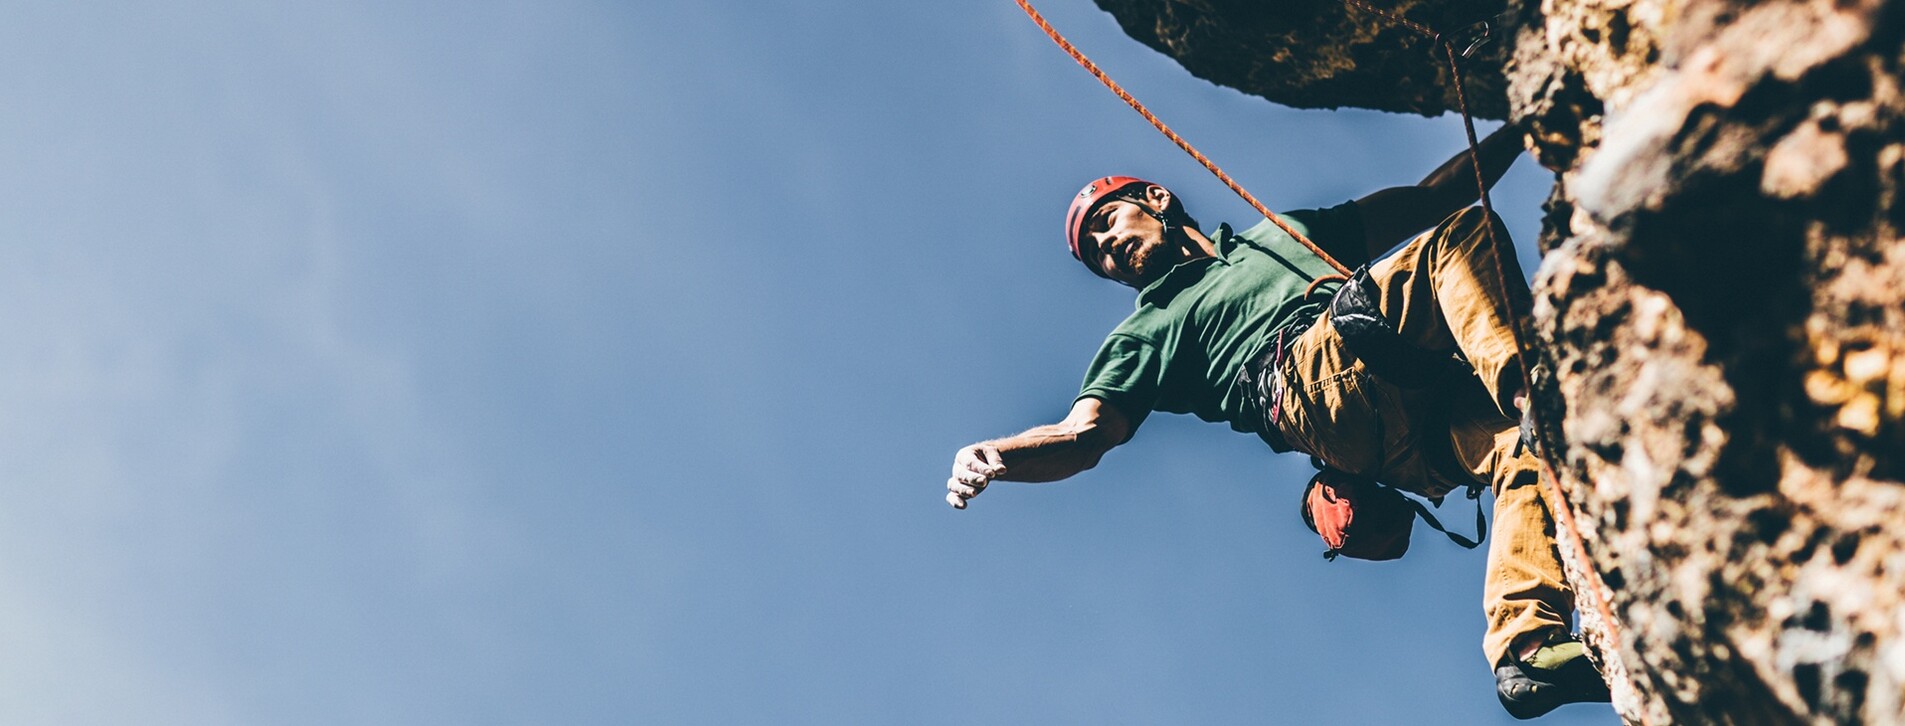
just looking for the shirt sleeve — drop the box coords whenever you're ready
[1283,200,1370,271]
[1076,332,1158,433]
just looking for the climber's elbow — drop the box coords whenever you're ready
[1064,396,1133,465]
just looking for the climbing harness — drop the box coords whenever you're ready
[1235,316,1309,454]
[1330,266,1475,389]
[1236,271,1345,454]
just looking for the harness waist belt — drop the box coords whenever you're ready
[1236,313,1318,453]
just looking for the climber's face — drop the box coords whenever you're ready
[1081,186,1178,286]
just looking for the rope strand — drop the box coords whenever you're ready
[1013,0,1352,277]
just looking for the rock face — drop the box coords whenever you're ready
[1095,0,1514,118]
[1096,0,1905,722]
[1517,0,1905,721]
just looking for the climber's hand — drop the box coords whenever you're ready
[946,444,1005,510]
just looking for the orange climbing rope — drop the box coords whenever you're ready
[1012,0,1353,277]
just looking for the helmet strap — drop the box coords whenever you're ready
[1120,192,1176,238]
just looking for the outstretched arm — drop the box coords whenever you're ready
[1352,124,1526,261]
[945,396,1133,509]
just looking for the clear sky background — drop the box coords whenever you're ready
[0,2,1618,724]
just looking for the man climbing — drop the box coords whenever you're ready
[944,125,1611,719]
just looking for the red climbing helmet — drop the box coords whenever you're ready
[1065,175,1151,278]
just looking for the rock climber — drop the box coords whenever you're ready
[944,124,1611,719]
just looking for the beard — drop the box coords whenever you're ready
[1123,238,1175,282]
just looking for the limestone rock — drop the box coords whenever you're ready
[1524,0,1905,719]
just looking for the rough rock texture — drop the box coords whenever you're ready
[1095,0,1514,118]
[1098,0,1905,722]
[1518,0,1905,720]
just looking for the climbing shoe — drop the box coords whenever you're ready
[1494,636,1612,719]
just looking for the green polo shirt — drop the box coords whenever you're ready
[1077,201,1368,434]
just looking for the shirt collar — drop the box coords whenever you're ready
[1213,223,1238,256]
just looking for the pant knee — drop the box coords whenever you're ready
[1443,206,1506,237]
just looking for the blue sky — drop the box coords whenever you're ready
[0,1,1615,723]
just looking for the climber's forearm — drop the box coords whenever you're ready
[947,398,1135,509]
[982,407,1127,480]
[980,423,1115,482]
[973,397,1132,483]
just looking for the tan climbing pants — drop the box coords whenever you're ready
[1273,207,1574,667]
